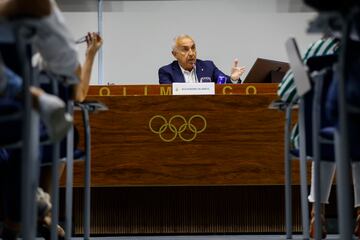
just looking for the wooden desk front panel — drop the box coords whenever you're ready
[71,84,292,187]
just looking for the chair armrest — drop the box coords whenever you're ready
[74,100,108,113]
[268,99,299,111]
[72,100,108,162]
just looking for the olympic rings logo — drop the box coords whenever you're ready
[149,115,207,142]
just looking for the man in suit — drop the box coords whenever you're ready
[158,34,245,84]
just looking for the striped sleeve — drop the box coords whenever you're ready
[277,38,339,104]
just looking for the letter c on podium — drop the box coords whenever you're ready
[222,86,233,95]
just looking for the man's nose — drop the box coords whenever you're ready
[188,49,195,55]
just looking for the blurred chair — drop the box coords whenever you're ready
[269,37,338,239]
[269,96,302,239]
[73,101,108,240]
[286,38,339,240]
[0,21,40,240]
[38,75,108,240]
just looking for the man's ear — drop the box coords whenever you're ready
[172,50,177,58]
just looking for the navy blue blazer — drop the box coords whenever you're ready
[158,59,234,84]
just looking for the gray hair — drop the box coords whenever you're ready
[171,34,194,52]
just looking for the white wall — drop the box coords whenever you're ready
[62,0,321,85]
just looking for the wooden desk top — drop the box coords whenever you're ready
[86,83,279,96]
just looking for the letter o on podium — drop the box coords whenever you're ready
[245,86,257,95]
[99,87,111,96]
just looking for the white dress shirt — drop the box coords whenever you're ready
[179,64,198,83]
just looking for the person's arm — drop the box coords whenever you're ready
[74,32,103,102]
[277,70,298,103]
[0,0,51,18]
[210,60,243,84]
[229,59,245,83]
[158,67,173,84]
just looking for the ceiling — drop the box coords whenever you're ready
[56,0,314,13]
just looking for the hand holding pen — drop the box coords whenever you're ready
[75,32,100,44]
[84,32,103,56]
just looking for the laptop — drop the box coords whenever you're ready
[243,58,290,83]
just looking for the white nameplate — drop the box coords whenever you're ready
[172,82,215,95]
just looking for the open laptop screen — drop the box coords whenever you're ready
[243,58,289,83]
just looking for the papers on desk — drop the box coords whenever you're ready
[172,82,215,95]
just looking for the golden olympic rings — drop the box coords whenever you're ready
[149,115,207,142]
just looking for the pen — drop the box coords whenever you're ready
[75,32,100,44]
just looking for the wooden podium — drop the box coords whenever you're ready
[71,83,291,186]
[67,84,307,235]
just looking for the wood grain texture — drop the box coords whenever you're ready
[67,84,307,187]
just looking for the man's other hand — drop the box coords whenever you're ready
[230,58,245,81]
